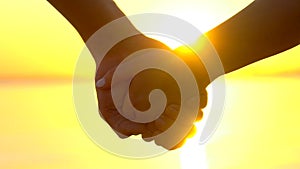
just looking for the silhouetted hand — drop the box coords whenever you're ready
[95,34,209,149]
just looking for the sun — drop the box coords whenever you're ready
[146,34,186,49]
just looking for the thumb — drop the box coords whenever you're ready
[96,68,115,90]
[96,64,134,90]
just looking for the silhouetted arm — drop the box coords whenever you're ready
[47,0,138,42]
[206,0,300,76]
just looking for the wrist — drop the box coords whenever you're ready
[174,45,210,89]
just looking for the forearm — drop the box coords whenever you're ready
[47,0,137,42]
[206,0,300,74]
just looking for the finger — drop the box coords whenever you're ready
[196,90,207,122]
[154,115,174,131]
[186,124,197,138]
[153,118,197,150]
[98,107,129,139]
[196,109,204,122]
[164,104,180,120]
[153,123,190,150]
[142,130,155,142]
[170,139,187,150]
[170,125,197,150]
[97,90,146,137]
[151,104,180,139]
[97,90,116,117]
[120,92,136,121]
[105,109,146,136]
[141,122,156,141]
[97,84,146,138]
[112,128,130,139]
[154,130,179,150]
[200,90,208,108]
[154,104,180,131]
[96,68,115,90]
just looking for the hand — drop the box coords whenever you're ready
[95,34,209,149]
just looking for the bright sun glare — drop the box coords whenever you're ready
[180,85,214,169]
[180,121,210,169]
[147,35,186,49]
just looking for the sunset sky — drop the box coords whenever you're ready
[0,0,299,169]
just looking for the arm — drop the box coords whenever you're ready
[206,0,300,76]
[47,0,137,42]
[47,0,300,81]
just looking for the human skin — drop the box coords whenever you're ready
[47,0,299,149]
[47,0,209,149]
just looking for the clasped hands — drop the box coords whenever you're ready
[95,34,210,150]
